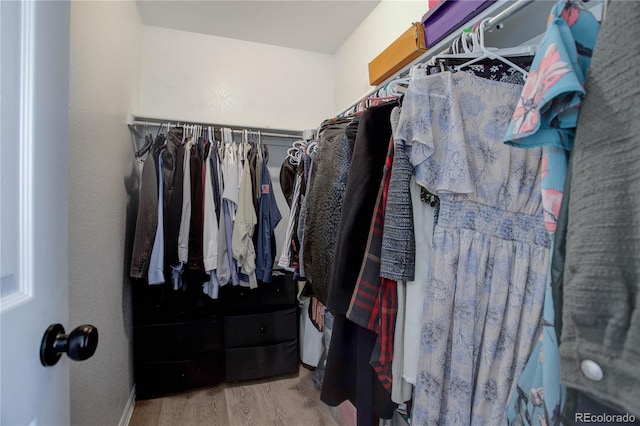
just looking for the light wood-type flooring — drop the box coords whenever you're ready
[129,366,339,426]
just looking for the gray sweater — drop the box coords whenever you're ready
[380,107,416,281]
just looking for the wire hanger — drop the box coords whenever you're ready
[437,18,535,77]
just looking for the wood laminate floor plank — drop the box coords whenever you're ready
[130,367,338,426]
[129,398,163,426]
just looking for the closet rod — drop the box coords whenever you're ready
[130,115,304,140]
[337,0,535,117]
[482,0,534,31]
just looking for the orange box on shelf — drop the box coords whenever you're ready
[368,22,427,86]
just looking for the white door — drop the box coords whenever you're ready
[1,1,74,424]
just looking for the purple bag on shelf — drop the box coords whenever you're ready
[421,0,496,47]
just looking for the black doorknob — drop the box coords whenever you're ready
[40,323,99,367]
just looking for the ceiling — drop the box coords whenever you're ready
[136,1,382,54]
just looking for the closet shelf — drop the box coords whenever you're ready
[338,0,537,116]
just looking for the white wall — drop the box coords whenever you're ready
[68,1,141,425]
[139,26,334,130]
[333,0,427,114]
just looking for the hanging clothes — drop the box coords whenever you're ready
[558,0,640,418]
[302,117,359,302]
[380,107,415,282]
[391,271,412,405]
[148,148,165,285]
[279,154,297,208]
[217,141,241,286]
[255,149,282,283]
[186,140,205,272]
[247,142,263,217]
[346,135,396,391]
[391,176,437,404]
[177,136,194,273]
[162,127,185,270]
[431,58,531,86]
[502,1,600,424]
[386,106,426,404]
[277,165,303,272]
[321,100,399,426]
[404,71,548,425]
[202,140,220,298]
[232,142,258,288]
[130,135,161,279]
[296,146,312,279]
[131,124,286,295]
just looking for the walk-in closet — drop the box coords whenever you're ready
[2,0,639,425]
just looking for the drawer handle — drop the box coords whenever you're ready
[259,325,267,333]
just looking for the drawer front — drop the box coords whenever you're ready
[133,281,220,323]
[136,316,222,360]
[135,350,224,399]
[219,285,261,312]
[259,273,296,307]
[225,340,298,382]
[224,308,297,348]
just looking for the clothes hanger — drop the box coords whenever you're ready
[150,124,167,154]
[180,124,187,145]
[135,134,153,158]
[286,140,306,165]
[287,150,299,165]
[409,61,431,79]
[437,19,535,77]
[353,94,398,115]
[386,77,411,97]
[222,128,233,145]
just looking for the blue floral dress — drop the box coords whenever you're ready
[402,70,550,425]
[503,1,600,424]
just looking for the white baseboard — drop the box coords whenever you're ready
[118,385,136,426]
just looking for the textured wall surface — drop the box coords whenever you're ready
[68,1,141,425]
[139,25,334,130]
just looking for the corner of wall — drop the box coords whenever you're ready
[69,1,143,425]
[332,0,427,115]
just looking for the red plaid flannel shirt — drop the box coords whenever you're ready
[346,137,397,391]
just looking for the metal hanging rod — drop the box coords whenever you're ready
[482,0,535,31]
[130,115,304,140]
[337,0,536,117]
